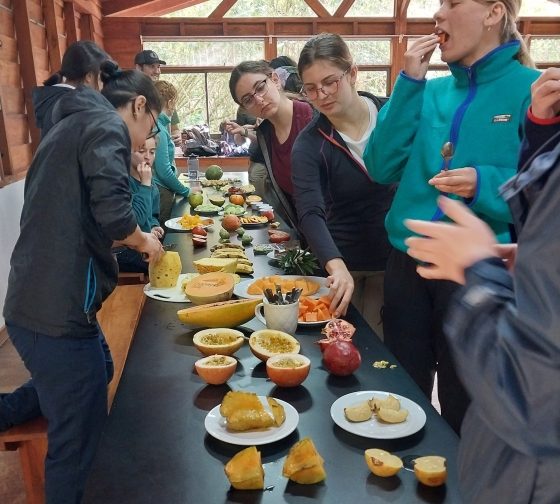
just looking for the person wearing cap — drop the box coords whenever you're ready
[135,50,182,145]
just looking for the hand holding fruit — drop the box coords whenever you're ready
[530,67,560,120]
[136,232,164,262]
[404,34,439,80]
[324,258,354,317]
[404,197,497,284]
[151,226,164,239]
[428,167,477,198]
[136,161,152,186]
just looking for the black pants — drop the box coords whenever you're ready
[157,185,175,228]
[383,248,470,435]
[1,323,114,504]
[116,247,148,274]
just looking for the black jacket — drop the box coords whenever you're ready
[3,86,138,338]
[291,92,396,271]
[31,84,72,140]
[446,115,560,503]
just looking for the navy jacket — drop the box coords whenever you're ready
[446,114,560,504]
[291,92,396,271]
[4,86,138,337]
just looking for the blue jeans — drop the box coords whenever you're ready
[0,323,114,504]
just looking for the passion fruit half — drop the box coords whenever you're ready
[195,354,237,385]
[249,330,300,362]
[266,354,310,387]
[192,328,245,356]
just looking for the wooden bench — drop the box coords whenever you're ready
[0,284,146,504]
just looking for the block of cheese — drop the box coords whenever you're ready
[148,251,182,288]
[193,258,238,275]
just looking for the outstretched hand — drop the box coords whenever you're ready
[404,197,497,284]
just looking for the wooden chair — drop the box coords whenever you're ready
[0,285,146,504]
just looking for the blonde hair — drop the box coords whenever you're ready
[154,80,178,107]
[476,0,535,68]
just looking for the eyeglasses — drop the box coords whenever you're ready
[146,107,160,139]
[240,78,270,109]
[300,68,350,100]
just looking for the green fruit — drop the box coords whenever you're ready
[219,228,230,240]
[209,196,225,207]
[205,165,223,181]
[218,238,231,244]
[241,235,253,245]
[236,227,245,236]
[189,192,204,208]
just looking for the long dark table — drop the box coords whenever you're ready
[83,181,461,504]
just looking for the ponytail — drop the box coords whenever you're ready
[43,71,63,86]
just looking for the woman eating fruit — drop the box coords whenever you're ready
[228,60,314,229]
[152,80,190,226]
[291,33,396,337]
[1,61,163,503]
[363,0,540,434]
[403,65,560,504]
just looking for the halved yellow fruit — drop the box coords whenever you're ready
[414,456,447,487]
[364,449,403,477]
[249,330,300,361]
[192,328,245,356]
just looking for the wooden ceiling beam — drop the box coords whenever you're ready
[65,0,103,18]
[333,0,356,18]
[209,0,239,19]
[103,0,160,16]
[109,0,206,17]
[303,0,331,17]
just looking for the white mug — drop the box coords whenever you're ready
[254,298,298,335]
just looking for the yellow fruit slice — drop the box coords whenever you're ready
[414,456,447,487]
[344,401,373,422]
[369,394,400,412]
[364,449,403,477]
[177,298,260,328]
[225,446,264,490]
[377,407,409,424]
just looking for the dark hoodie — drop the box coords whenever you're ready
[3,86,138,338]
[31,84,73,140]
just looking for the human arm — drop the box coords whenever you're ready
[225,121,257,144]
[292,142,353,316]
[170,110,181,146]
[518,68,560,169]
[153,129,190,196]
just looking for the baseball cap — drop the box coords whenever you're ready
[134,50,167,66]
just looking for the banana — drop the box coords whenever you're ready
[236,264,254,274]
[235,259,253,266]
[211,243,245,252]
[212,251,248,259]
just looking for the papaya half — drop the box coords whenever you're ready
[177,298,261,328]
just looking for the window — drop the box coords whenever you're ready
[357,71,389,96]
[346,40,391,65]
[407,0,438,18]
[144,40,264,67]
[277,39,308,63]
[225,0,316,17]
[321,0,346,15]
[519,0,560,17]
[346,0,394,17]
[530,37,560,63]
[165,0,222,17]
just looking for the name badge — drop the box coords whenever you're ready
[492,114,512,123]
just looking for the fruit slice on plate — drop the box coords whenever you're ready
[364,449,403,477]
[344,400,373,422]
[249,330,300,361]
[225,446,264,490]
[192,328,245,356]
[195,355,237,385]
[376,407,409,424]
[414,456,447,487]
[183,272,233,305]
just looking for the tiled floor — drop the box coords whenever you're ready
[0,336,29,504]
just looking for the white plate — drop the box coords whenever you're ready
[218,210,246,217]
[267,251,280,261]
[143,273,198,303]
[330,391,426,439]
[234,275,330,300]
[204,397,299,446]
[164,217,214,231]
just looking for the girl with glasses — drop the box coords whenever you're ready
[229,61,314,229]
[363,0,540,435]
[291,33,396,337]
[1,61,164,503]
[153,80,190,226]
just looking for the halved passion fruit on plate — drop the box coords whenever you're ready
[266,354,310,387]
[195,354,237,385]
[193,328,245,356]
[249,330,300,361]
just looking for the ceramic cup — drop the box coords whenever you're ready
[254,298,298,335]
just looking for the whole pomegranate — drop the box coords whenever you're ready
[323,341,361,376]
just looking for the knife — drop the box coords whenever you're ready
[142,243,176,261]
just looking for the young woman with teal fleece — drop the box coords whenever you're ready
[153,80,189,226]
[363,0,540,435]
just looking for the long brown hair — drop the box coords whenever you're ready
[475,0,535,68]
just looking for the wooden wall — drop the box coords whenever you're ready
[0,0,104,187]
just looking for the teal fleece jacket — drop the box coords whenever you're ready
[129,175,160,233]
[152,112,189,197]
[364,42,540,253]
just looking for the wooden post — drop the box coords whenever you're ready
[64,1,78,45]
[80,13,94,41]
[12,0,41,153]
[42,0,62,72]
[390,0,410,92]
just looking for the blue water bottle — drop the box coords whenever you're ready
[188,155,199,180]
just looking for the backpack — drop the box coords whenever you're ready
[181,125,219,157]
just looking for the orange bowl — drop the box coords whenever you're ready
[266,354,310,387]
[195,354,237,385]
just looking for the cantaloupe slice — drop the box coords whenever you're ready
[304,312,317,322]
[183,272,234,306]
